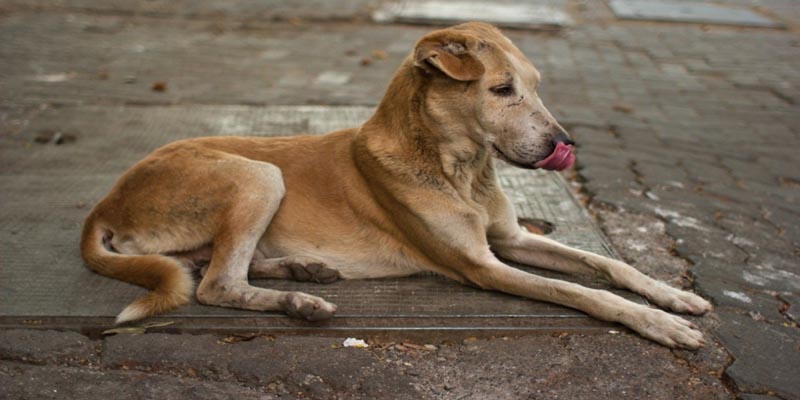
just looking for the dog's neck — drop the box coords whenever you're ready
[358,60,498,200]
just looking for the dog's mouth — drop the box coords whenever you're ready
[492,142,575,171]
[534,142,575,171]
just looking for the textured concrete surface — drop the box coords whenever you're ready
[0,329,730,400]
[1,0,799,398]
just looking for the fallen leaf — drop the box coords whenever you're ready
[612,103,634,113]
[220,333,259,344]
[102,327,146,335]
[102,320,174,335]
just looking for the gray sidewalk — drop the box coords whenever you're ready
[1,1,799,399]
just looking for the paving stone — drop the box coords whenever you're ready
[741,253,800,293]
[666,225,749,264]
[701,285,785,323]
[692,259,759,304]
[715,213,796,256]
[715,311,800,400]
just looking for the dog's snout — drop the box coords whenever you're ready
[554,132,575,146]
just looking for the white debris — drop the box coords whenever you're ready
[608,330,620,334]
[722,290,752,303]
[653,207,708,231]
[742,271,768,286]
[644,191,660,201]
[343,338,369,348]
[726,233,756,248]
[30,72,76,82]
[666,181,685,189]
[629,242,647,252]
[752,264,800,290]
[315,71,351,85]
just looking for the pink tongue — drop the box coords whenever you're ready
[534,142,575,171]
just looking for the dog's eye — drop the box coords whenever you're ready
[490,84,515,97]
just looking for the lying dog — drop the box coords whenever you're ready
[81,22,710,349]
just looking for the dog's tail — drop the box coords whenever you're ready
[80,214,193,324]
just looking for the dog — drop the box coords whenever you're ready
[81,22,710,349]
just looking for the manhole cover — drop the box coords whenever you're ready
[609,0,782,28]
[373,1,573,29]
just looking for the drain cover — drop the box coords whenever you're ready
[373,1,573,29]
[0,105,635,336]
[609,0,782,28]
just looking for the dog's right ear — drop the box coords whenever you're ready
[413,32,485,82]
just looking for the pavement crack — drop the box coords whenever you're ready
[776,294,799,327]
[719,359,741,397]
[627,160,654,198]
[724,234,753,265]
[733,82,796,105]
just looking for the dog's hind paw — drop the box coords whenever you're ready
[281,259,340,284]
[282,292,337,321]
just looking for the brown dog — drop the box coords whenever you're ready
[81,22,710,349]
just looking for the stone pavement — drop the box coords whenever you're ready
[0,0,798,399]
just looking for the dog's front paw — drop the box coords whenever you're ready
[646,282,712,315]
[282,292,337,321]
[629,307,706,350]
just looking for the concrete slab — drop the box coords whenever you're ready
[0,105,636,334]
[609,0,783,28]
[373,1,573,29]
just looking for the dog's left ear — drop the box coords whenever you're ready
[413,33,485,82]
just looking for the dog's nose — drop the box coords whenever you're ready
[554,132,575,146]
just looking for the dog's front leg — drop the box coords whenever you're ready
[489,230,712,316]
[459,250,706,349]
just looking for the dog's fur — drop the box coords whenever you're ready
[81,22,710,349]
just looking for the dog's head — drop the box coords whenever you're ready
[412,22,574,171]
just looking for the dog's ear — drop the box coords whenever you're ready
[413,33,485,82]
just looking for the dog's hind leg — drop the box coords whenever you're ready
[248,256,340,283]
[194,160,337,321]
